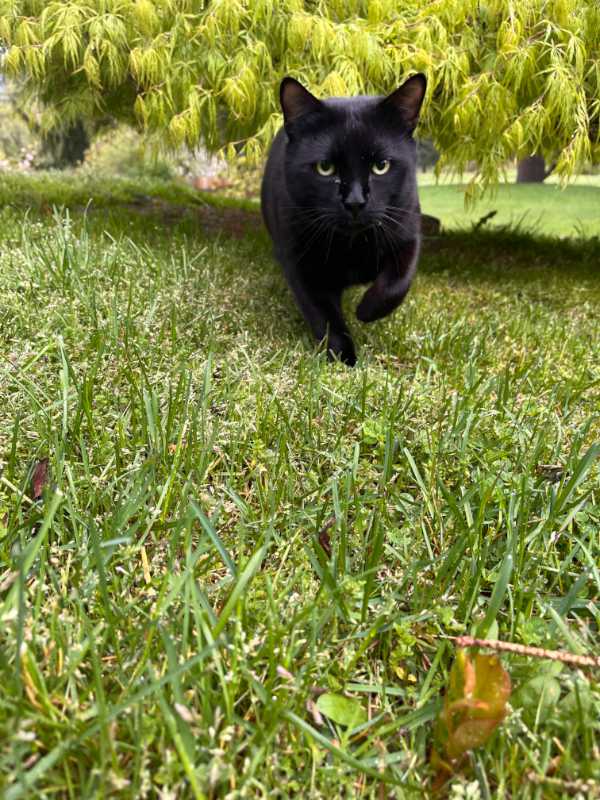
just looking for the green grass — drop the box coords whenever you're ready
[0,173,599,798]
[0,170,258,213]
[419,182,600,238]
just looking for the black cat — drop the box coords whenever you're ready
[261,74,426,366]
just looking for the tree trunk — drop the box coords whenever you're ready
[516,155,547,183]
[41,119,90,168]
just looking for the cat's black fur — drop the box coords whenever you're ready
[261,74,426,365]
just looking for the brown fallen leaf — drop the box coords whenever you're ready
[432,649,511,790]
[31,458,50,501]
[317,516,335,558]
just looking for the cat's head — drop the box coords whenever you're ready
[279,74,426,235]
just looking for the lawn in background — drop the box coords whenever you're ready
[0,174,599,798]
[418,172,600,237]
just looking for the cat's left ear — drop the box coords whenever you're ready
[380,73,427,131]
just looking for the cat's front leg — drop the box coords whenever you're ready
[283,264,356,365]
[356,243,419,324]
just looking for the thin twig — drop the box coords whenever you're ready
[527,772,599,797]
[446,636,600,668]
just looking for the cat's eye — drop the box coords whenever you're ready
[371,160,390,175]
[316,160,336,176]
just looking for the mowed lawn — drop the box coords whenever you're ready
[0,175,599,798]
[419,178,600,237]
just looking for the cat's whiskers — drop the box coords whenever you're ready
[324,224,336,266]
[382,207,421,226]
[385,205,423,218]
[292,207,336,230]
[282,205,337,216]
[372,223,383,273]
[378,210,418,239]
[383,207,422,234]
[374,220,401,265]
[294,211,339,261]
[290,207,341,236]
[375,215,413,264]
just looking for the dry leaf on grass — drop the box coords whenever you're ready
[432,649,511,790]
[31,458,50,500]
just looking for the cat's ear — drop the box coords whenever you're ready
[280,77,322,124]
[380,73,427,130]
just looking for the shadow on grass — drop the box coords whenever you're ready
[421,228,599,282]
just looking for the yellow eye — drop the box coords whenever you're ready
[372,160,390,175]
[316,160,336,176]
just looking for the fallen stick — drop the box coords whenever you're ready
[447,636,600,669]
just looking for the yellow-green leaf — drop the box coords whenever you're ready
[316,693,367,728]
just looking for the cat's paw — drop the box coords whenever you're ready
[327,346,357,367]
[326,334,356,366]
[356,292,384,323]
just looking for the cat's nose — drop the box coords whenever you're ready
[343,183,366,217]
[344,199,366,218]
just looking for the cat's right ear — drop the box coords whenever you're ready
[280,77,322,124]
[380,73,427,131]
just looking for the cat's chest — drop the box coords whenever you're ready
[294,229,380,288]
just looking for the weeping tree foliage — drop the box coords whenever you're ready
[12,94,91,166]
[1,0,599,194]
